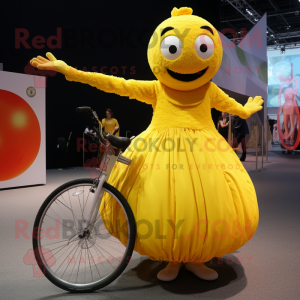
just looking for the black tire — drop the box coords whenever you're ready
[32,178,136,292]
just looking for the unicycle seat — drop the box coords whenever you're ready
[106,134,131,149]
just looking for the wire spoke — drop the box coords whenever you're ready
[36,181,133,289]
[66,191,80,232]
[66,245,83,282]
[55,198,82,225]
[54,242,80,274]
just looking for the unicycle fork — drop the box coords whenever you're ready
[83,149,131,242]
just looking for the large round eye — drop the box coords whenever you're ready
[194,35,214,59]
[160,36,182,60]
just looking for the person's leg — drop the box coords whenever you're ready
[185,262,218,280]
[239,134,246,161]
[236,135,243,160]
[157,261,182,281]
[288,114,296,141]
[283,114,289,139]
[232,136,238,148]
[157,260,218,281]
[221,134,229,143]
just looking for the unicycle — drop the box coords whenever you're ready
[32,107,136,292]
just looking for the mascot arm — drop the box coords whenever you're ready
[65,66,157,105]
[210,82,263,119]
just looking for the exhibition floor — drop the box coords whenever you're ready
[0,152,299,300]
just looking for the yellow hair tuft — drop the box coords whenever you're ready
[171,7,193,17]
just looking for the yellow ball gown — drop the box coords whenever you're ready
[65,67,259,263]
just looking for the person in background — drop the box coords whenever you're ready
[233,115,249,161]
[102,108,119,136]
[217,112,229,141]
[100,108,120,156]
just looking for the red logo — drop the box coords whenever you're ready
[23,247,56,277]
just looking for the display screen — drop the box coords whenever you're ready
[267,54,300,108]
[268,54,300,150]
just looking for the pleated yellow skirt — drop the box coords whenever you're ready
[100,127,259,263]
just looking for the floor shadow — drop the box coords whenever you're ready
[129,255,247,297]
[37,255,247,299]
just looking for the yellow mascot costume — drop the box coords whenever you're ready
[31,7,263,281]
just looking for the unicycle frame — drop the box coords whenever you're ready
[81,107,132,231]
[84,144,131,232]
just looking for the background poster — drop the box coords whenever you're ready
[0,71,46,188]
[267,54,300,108]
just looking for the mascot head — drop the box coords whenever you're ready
[147,7,223,91]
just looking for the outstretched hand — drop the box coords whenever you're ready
[30,53,68,75]
[244,96,264,116]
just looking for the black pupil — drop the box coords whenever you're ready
[200,44,208,52]
[169,45,177,54]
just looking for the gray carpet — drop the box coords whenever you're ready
[0,152,299,300]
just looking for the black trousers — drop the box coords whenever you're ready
[233,134,247,160]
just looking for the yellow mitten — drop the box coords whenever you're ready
[244,96,264,117]
[30,52,68,75]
